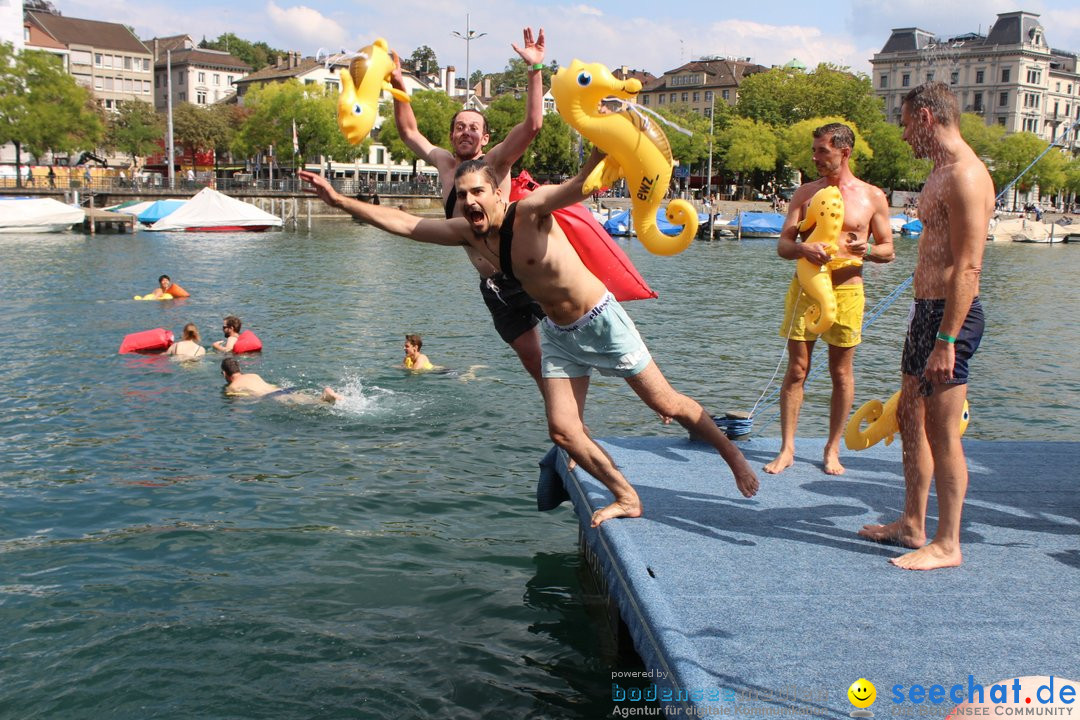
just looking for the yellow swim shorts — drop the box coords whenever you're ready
[779,276,864,347]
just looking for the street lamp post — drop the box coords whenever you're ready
[451,14,486,108]
[706,94,715,240]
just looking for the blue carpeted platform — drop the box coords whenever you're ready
[539,437,1080,717]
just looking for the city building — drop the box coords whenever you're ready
[25,10,153,111]
[871,11,1080,152]
[637,58,767,116]
[149,35,251,111]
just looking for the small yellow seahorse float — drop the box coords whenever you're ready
[795,185,861,335]
[844,390,970,450]
[337,38,410,145]
[550,60,697,256]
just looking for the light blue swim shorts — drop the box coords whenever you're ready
[540,293,652,379]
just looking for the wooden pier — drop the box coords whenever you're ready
[82,207,135,234]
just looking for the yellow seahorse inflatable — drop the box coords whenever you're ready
[550,60,697,256]
[337,38,410,145]
[844,390,970,450]
[795,186,861,335]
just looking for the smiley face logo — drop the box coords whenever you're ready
[848,678,876,709]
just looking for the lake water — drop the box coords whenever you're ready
[1,222,1077,718]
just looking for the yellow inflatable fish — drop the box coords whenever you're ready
[337,38,410,145]
[550,60,697,256]
[794,186,861,335]
[844,390,970,450]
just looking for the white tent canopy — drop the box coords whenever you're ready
[146,187,283,232]
[0,198,85,233]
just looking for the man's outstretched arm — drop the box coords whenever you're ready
[516,148,605,218]
[300,170,465,246]
[484,28,546,174]
[389,52,455,170]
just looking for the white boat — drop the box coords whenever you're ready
[145,187,283,232]
[990,217,1061,243]
[0,197,85,233]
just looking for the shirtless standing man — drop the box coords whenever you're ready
[764,123,894,476]
[299,152,758,526]
[390,28,547,383]
[859,82,993,570]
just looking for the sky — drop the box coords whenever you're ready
[53,0,1080,78]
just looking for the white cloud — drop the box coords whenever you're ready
[265,2,348,51]
[572,5,604,17]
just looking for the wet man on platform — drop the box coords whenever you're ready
[764,123,894,477]
[388,28,547,385]
[859,82,993,570]
[299,150,758,526]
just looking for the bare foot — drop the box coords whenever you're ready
[733,459,759,498]
[823,447,845,476]
[763,449,794,475]
[321,387,342,404]
[889,541,962,570]
[858,520,925,549]
[590,498,643,527]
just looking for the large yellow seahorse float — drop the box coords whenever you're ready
[844,390,970,450]
[795,186,861,335]
[337,38,410,145]
[550,60,697,256]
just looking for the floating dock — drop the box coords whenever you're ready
[83,207,135,233]
[539,436,1079,717]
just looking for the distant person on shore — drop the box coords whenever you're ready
[387,27,547,387]
[221,358,341,403]
[151,274,190,299]
[300,149,758,526]
[25,167,35,186]
[212,315,242,352]
[47,166,56,189]
[764,122,894,477]
[858,82,993,571]
[403,334,434,371]
[166,323,206,359]
[83,167,92,187]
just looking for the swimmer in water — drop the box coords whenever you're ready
[221,358,341,404]
[166,323,206,359]
[402,334,434,371]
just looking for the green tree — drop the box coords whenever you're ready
[861,120,928,191]
[199,34,284,71]
[485,57,557,96]
[1063,156,1080,196]
[376,89,459,170]
[406,45,439,75]
[232,80,364,167]
[522,112,576,178]
[172,102,228,171]
[990,132,1067,196]
[959,113,1005,160]
[0,45,104,182]
[655,105,712,169]
[737,64,882,130]
[718,116,778,175]
[776,116,872,179]
[105,100,164,168]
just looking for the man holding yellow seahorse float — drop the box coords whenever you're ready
[764,123,894,477]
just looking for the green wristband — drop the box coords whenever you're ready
[531,63,545,71]
[935,331,956,344]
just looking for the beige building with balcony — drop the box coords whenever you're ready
[150,35,251,111]
[871,11,1080,152]
[25,10,153,111]
[636,58,767,116]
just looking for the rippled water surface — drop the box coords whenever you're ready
[1,222,1076,718]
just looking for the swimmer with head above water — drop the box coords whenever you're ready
[221,358,342,404]
[166,323,206,359]
[402,333,434,371]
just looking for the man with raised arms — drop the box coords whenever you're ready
[390,28,547,384]
[859,82,993,570]
[299,152,758,526]
[765,123,895,476]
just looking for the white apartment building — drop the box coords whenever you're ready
[871,11,1080,152]
[150,35,251,111]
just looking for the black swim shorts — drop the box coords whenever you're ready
[480,272,546,344]
[901,298,984,396]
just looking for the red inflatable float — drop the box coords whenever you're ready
[232,330,262,354]
[510,170,656,302]
[118,328,174,354]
